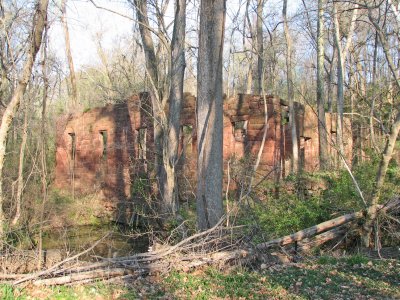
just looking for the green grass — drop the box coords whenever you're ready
[163,257,400,300]
[1,257,398,299]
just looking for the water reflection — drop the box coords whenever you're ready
[42,225,149,261]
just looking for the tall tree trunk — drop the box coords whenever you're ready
[37,26,48,269]
[370,31,379,152]
[283,0,298,174]
[244,0,253,94]
[255,0,264,95]
[362,112,400,247]
[161,0,186,215]
[0,0,49,237]
[11,101,29,226]
[0,0,6,100]
[333,5,345,162]
[196,0,226,230]
[317,0,328,170]
[61,0,78,109]
[332,3,358,164]
[327,46,336,114]
[134,0,164,198]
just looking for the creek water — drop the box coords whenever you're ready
[41,225,149,261]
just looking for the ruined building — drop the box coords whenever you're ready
[54,93,353,203]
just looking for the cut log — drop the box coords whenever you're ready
[256,210,366,250]
[32,268,135,286]
[298,226,348,251]
[257,199,399,250]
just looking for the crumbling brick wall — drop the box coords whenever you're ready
[54,93,353,203]
[54,93,153,200]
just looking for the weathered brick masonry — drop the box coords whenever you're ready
[54,93,352,202]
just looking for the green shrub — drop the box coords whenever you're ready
[323,158,400,212]
[0,285,15,300]
[346,254,369,266]
[50,189,73,205]
[317,255,338,265]
[251,194,330,238]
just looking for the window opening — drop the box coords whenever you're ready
[232,120,248,140]
[99,130,108,159]
[182,125,194,156]
[138,128,147,160]
[68,133,76,160]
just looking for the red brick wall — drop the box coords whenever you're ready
[54,93,153,200]
[54,93,353,200]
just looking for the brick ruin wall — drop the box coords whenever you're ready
[54,93,353,202]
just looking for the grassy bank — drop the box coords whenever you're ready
[2,255,398,299]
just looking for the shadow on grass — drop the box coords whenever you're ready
[266,259,400,300]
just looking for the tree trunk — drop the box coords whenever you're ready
[327,47,336,114]
[196,0,226,230]
[316,0,328,170]
[362,112,400,247]
[0,0,7,100]
[11,102,29,226]
[283,0,298,174]
[61,0,78,109]
[370,31,379,153]
[161,0,186,215]
[255,0,264,95]
[0,0,49,237]
[332,3,358,164]
[332,3,345,163]
[362,8,400,247]
[134,0,165,202]
[37,25,49,270]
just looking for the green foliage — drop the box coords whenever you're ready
[317,255,338,265]
[241,192,330,238]
[83,106,91,113]
[345,254,369,266]
[163,258,400,299]
[130,176,149,199]
[165,267,289,299]
[50,189,73,206]
[0,285,17,300]
[234,158,400,245]
[323,157,400,211]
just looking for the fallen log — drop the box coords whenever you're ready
[297,225,348,252]
[32,268,136,286]
[256,198,400,250]
[256,210,366,250]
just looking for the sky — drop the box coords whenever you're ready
[49,0,134,69]
[48,0,300,70]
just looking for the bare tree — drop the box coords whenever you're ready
[133,0,165,204]
[10,100,29,226]
[0,0,49,236]
[317,0,329,170]
[133,0,187,218]
[162,0,186,214]
[196,0,226,230]
[361,4,400,247]
[61,0,78,109]
[283,0,299,174]
[332,2,358,162]
[255,0,264,95]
